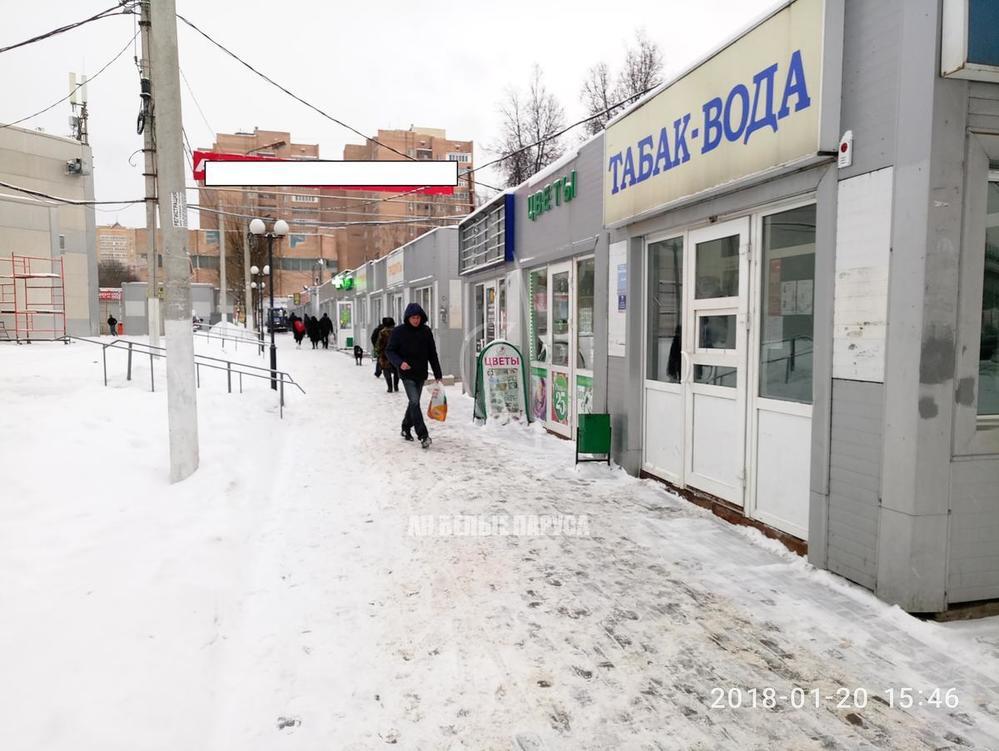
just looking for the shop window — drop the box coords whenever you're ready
[415,285,433,328]
[695,235,739,298]
[647,237,683,383]
[979,180,999,416]
[759,204,816,404]
[576,258,595,371]
[474,284,485,353]
[530,269,548,362]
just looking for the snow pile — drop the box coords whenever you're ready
[2,336,999,750]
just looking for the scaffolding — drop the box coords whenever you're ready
[0,254,67,343]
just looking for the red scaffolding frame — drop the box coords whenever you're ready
[0,254,67,343]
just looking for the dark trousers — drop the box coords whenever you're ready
[322,334,329,349]
[109,325,117,336]
[382,365,399,391]
[401,378,428,439]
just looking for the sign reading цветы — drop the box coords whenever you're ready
[528,170,577,220]
[604,0,842,226]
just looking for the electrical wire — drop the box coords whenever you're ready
[0,4,134,55]
[179,66,214,140]
[190,203,462,228]
[0,180,144,206]
[174,12,499,194]
[0,31,139,130]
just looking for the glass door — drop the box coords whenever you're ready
[548,262,573,437]
[529,268,549,422]
[684,218,750,505]
[643,236,686,484]
[485,281,497,343]
[575,257,595,420]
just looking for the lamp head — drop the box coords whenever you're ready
[273,219,289,236]
[250,264,259,275]
[263,265,270,275]
[249,218,265,235]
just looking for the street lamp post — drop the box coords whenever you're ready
[250,264,269,355]
[250,218,288,390]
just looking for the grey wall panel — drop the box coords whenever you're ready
[948,458,999,603]
[826,379,883,590]
[837,0,901,179]
[968,82,999,133]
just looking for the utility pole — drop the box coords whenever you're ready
[138,0,160,346]
[150,0,199,482]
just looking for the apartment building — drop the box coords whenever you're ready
[330,126,474,270]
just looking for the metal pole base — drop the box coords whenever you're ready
[270,343,278,390]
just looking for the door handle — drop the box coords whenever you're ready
[679,350,692,384]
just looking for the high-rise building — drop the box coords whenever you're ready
[196,129,340,298]
[96,222,135,265]
[328,126,474,270]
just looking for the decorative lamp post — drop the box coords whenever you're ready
[250,218,287,389]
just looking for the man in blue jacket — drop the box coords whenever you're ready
[386,302,443,449]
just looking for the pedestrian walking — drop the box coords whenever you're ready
[306,315,320,350]
[107,314,118,336]
[386,303,442,449]
[319,312,333,349]
[292,315,306,347]
[375,317,398,392]
[370,319,387,378]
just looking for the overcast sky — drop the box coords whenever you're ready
[1,0,778,228]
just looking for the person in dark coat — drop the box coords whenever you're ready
[306,315,320,349]
[386,303,442,448]
[370,320,387,378]
[107,314,118,336]
[375,317,398,392]
[319,312,333,349]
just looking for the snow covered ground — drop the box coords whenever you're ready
[2,333,999,750]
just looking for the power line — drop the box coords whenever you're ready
[174,13,499,194]
[179,66,214,139]
[0,180,144,206]
[0,3,134,55]
[190,203,462,228]
[0,31,138,130]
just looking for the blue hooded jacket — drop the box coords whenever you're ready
[386,302,442,382]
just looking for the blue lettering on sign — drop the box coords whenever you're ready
[607,49,812,194]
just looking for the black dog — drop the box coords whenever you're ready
[353,344,364,365]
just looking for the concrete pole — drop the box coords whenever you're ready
[218,208,227,322]
[138,0,160,345]
[150,0,199,482]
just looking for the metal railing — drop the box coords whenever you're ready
[66,336,305,418]
[192,326,267,354]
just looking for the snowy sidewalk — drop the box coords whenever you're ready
[2,336,999,750]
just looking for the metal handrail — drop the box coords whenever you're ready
[193,327,267,353]
[64,335,305,418]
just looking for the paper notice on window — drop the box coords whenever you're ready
[608,240,627,357]
[796,279,814,315]
[781,280,797,315]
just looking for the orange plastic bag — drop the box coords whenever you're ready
[427,385,448,422]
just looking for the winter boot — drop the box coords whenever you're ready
[401,428,414,442]
[420,436,432,450]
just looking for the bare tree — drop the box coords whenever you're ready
[581,62,615,135]
[580,29,664,135]
[493,66,566,187]
[97,260,138,288]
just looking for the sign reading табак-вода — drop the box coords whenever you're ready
[528,170,577,220]
[604,0,842,226]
